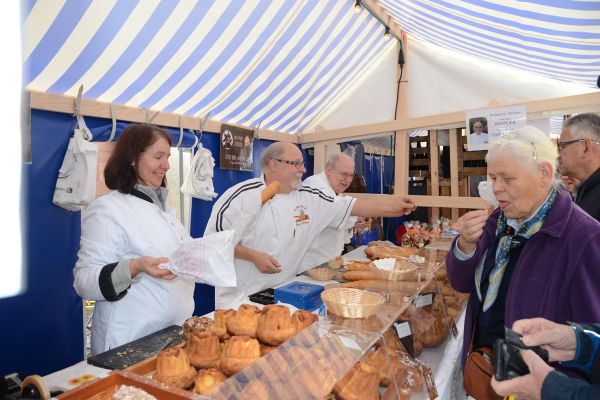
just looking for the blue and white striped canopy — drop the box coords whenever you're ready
[23,0,600,135]
[381,0,600,88]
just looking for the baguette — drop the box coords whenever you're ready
[261,181,281,204]
[340,280,425,292]
[342,271,382,281]
[346,261,374,271]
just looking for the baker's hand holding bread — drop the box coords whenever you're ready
[453,209,490,254]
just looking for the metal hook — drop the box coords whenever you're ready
[195,110,212,146]
[253,120,263,141]
[73,85,92,141]
[108,103,117,142]
[145,108,160,125]
[176,114,185,148]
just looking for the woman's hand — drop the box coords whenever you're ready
[513,318,577,362]
[129,256,177,280]
[453,209,489,254]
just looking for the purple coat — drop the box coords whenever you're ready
[446,190,600,368]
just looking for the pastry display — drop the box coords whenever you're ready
[291,309,318,333]
[185,330,221,369]
[210,308,236,340]
[333,362,380,400]
[153,348,196,390]
[226,304,261,338]
[220,335,261,376]
[366,346,401,386]
[193,368,226,395]
[256,304,296,345]
[183,316,213,340]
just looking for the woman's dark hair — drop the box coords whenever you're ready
[104,124,172,194]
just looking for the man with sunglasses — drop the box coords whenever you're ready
[205,141,415,308]
[300,152,358,272]
[557,113,600,222]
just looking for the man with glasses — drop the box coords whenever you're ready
[205,141,415,308]
[557,113,600,222]
[300,153,358,272]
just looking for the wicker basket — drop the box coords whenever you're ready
[321,288,384,318]
[307,267,338,281]
[378,261,419,281]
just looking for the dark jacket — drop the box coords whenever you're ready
[541,323,600,399]
[576,167,600,222]
[446,191,600,369]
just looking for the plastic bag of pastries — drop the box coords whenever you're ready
[183,316,213,340]
[210,309,235,340]
[226,304,261,338]
[153,347,196,390]
[193,368,226,395]
[185,330,221,369]
[220,335,261,376]
[256,304,296,346]
[333,361,381,400]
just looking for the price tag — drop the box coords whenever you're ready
[414,293,433,308]
[450,319,459,338]
[393,320,415,357]
[421,365,438,400]
[394,321,412,338]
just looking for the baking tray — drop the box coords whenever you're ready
[87,325,184,370]
[57,370,194,399]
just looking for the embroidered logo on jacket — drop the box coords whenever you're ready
[294,205,310,225]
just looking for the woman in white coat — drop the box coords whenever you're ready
[74,124,194,355]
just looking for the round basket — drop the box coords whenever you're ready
[321,288,384,318]
[378,262,419,281]
[307,267,338,281]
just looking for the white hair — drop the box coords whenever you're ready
[485,125,561,190]
[325,152,354,170]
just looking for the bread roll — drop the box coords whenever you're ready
[261,181,281,204]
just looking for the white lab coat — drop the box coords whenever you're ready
[204,176,356,309]
[300,172,356,272]
[74,191,194,355]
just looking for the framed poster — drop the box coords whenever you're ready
[466,105,526,151]
[220,124,254,171]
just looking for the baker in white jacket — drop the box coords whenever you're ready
[300,153,357,271]
[204,142,416,309]
[74,125,194,355]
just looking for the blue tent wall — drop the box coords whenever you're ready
[0,110,84,377]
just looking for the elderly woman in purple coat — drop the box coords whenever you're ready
[446,126,600,398]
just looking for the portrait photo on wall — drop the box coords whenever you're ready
[467,117,489,151]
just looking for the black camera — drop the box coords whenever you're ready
[494,327,549,381]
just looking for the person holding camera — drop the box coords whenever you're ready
[491,317,600,399]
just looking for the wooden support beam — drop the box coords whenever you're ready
[299,92,600,144]
[347,193,488,209]
[429,130,440,221]
[313,143,327,174]
[29,90,298,143]
[449,129,460,220]
[394,131,409,196]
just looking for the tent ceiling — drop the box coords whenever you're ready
[23,0,600,135]
[380,0,600,88]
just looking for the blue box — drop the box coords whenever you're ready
[274,281,324,311]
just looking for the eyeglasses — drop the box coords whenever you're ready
[557,139,585,151]
[272,158,305,168]
[337,171,355,180]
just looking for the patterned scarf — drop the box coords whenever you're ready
[474,189,558,312]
